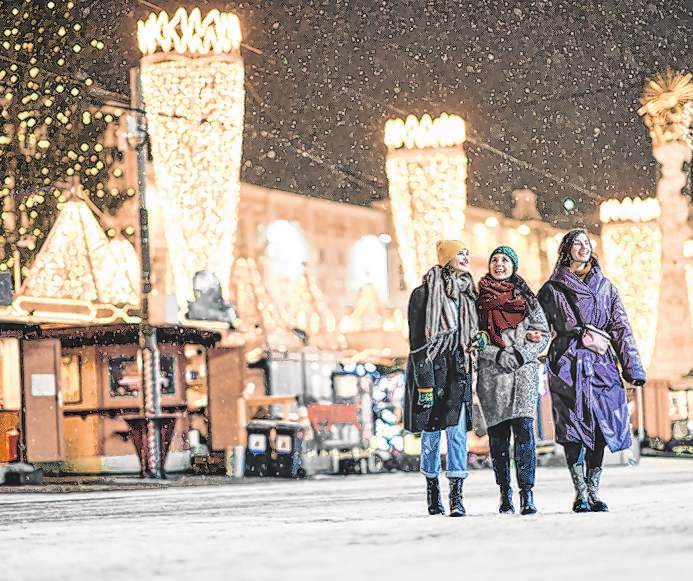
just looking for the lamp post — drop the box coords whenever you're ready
[128,68,163,478]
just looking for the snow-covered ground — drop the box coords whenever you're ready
[1,456,691,581]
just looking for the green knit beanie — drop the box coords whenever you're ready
[489,245,518,273]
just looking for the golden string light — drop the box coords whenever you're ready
[385,113,468,291]
[138,8,245,310]
[1,3,127,277]
[137,8,242,55]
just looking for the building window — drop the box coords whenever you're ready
[61,355,82,405]
[266,220,308,279]
[349,235,389,301]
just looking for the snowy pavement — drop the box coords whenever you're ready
[1,456,691,581]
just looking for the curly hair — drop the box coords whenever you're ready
[557,228,599,267]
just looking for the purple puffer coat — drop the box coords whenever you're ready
[537,263,645,452]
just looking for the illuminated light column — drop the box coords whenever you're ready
[637,70,693,379]
[599,198,662,369]
[137,7,244,309]
[385,113,467,291]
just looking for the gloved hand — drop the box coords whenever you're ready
[471,330,490,352]
[417,388,434,408]
[496,348,523,372]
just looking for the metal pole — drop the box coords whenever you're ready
[131,66,162,478]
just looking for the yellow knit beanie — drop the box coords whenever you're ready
[436,239,467,267]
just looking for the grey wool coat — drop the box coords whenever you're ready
[476,304,550,428]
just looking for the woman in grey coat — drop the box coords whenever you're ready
[476,246,549,515]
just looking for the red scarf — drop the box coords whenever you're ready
[476,274,527,347]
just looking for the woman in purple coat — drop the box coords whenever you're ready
[537,229,646,513]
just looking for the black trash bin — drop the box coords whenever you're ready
[245,420,276,477]
[271,422,306,478]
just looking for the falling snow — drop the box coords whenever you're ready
[6,0,693,233]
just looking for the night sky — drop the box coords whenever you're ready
[95,1,692,229]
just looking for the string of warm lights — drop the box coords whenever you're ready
[600,220,661,369]
[339,284,404,334]
[1,1,131,278]
[138,8,245,310]
[281,271,340,349]
[228,257,293,337]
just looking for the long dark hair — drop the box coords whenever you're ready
[557,228,599,267]
[509,273,538,311]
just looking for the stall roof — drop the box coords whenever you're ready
[0,321,42,339]
[36,324,222,348]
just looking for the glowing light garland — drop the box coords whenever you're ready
[385,113,466,149]
[138,9,244,310]
[600,217,661,369]
[19,200,139,305]
[385,113,467,290]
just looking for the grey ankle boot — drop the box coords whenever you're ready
[586,467,609,512]
[568,463,590,513]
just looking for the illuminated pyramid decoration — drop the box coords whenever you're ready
[19,200,139,305]
[283,270,343,350]
[339,284,404,333]
[228,257,303,350]
[337,284,408,358]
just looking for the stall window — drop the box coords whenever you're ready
[109,354,176,398]
[60,355,82,404]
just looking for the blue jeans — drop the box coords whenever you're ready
[420,403,468,479]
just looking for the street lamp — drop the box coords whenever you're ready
[127,70,163,478]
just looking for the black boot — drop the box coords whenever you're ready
[490,441,513,514]
[513,422,537,515]
[499,487,515,514]
[426,477,445,515]
[568,463,591,513]
[519,489,537,515]
[586,467,609,512]
[448,477,465,517]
